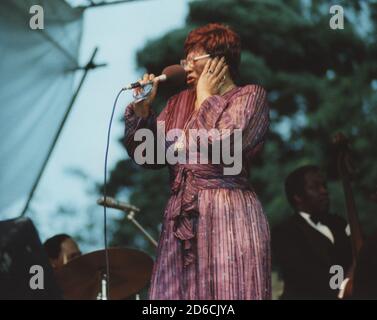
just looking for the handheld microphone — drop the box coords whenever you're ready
[97,196,140,212]
[123,64,185,90]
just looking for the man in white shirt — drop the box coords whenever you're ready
[272,165,352,299]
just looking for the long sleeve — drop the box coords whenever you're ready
[124,102,167,169]
[193,84,269,162]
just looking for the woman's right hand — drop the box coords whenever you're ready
[133,73,159,118]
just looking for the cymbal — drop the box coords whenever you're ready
[54,247,153,300]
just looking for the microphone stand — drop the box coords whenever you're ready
[125,209,157,301]
[95,203,158,300]
[126,209,158,248]
[97,197,158,247]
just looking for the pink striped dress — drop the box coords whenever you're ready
[124,84,271,300]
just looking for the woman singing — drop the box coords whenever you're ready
[124,23,271,299]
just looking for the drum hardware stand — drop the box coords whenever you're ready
[96,270,108,300]
[96,197,158,299]
[114,209,157,300]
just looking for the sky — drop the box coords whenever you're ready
[27,0,190,251]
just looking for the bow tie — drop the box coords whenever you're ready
[309,213,330,226]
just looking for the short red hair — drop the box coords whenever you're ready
[184,23,241,79]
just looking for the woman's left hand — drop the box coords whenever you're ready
[196,56,228,107]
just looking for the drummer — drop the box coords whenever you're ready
[43,234,82,269]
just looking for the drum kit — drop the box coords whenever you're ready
[54,197,157,300]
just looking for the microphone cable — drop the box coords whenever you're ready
[103,88,125,299]
[102,80,155,299]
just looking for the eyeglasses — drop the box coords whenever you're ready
[180,54,211,68]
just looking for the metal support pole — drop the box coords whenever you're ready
[21,47,106,216]
[127,210,158,247]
